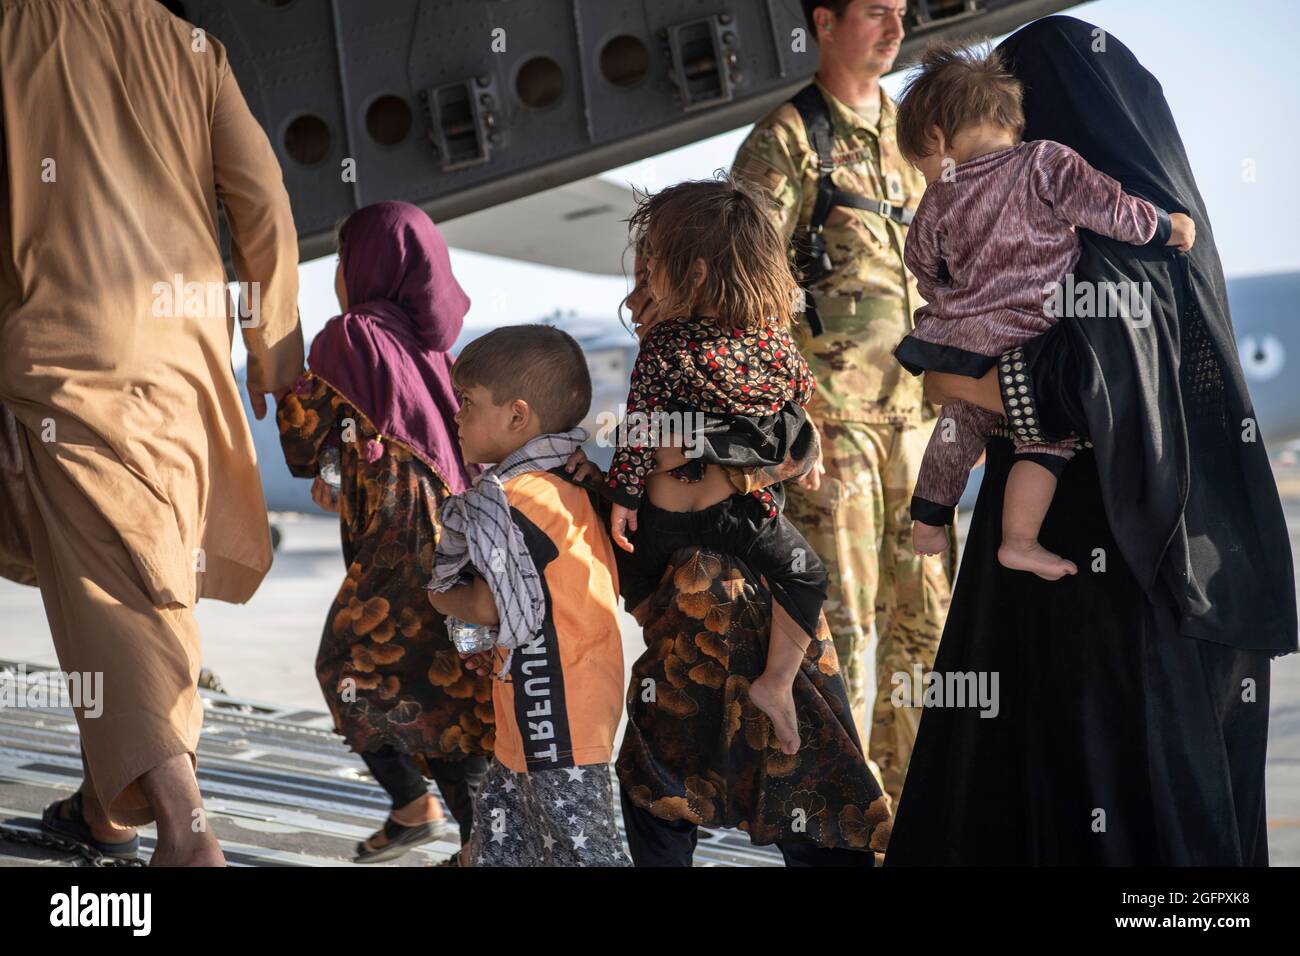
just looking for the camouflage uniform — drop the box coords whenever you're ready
[732,81,955,809]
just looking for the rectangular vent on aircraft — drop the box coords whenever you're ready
[423,77,500,172]
[665,14,742,112]
[909,0,984,29]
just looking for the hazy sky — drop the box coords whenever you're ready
[239,0,1299,369]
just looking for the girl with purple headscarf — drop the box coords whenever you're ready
[277,201,491,864]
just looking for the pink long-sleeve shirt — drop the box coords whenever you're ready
[900,139,1164,518]
[905,139,1160,355]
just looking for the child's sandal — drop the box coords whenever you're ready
[352,816,451,864]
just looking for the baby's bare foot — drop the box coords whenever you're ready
[749,672,801,755]
[998,539,1077,581]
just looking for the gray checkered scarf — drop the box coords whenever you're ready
[429,429,587,656]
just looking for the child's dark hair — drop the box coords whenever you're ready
[452,324,592,433]
[627,175,799,330]
[895,40,1025,164]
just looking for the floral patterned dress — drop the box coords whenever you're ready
[277,371,494,763]
[604,316,815,510]
[616,547,892,853]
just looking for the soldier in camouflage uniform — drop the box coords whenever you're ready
[730,0,955,811]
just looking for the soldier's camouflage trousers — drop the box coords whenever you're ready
[785,419,955,810]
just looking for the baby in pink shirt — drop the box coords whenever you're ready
[893,43,1194,580]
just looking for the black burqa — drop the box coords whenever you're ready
[886,16,1296,866]
[998,16,1295,651]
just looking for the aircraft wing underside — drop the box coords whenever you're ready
[167,0,1082,263]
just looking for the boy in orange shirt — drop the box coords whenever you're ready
[428,325,630,866]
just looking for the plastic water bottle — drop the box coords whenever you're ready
[319,445,342,491]
[446,615,497,654]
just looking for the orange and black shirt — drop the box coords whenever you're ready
[489,469,625,773]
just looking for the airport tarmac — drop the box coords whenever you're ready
[2,457,1298,865]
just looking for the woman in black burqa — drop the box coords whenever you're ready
[886,15,1297,865]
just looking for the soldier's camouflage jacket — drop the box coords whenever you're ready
[733,80,930,425]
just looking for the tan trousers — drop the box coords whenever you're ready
[20,427,203,826]
[785,419,955,809]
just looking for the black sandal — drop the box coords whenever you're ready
[352,816,451,864]
[41,791,140,860]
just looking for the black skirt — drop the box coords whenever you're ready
[885,437,1272,865]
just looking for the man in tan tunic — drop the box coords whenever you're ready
[0,0,302,865]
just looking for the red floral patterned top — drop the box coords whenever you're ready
[606,316,815,508]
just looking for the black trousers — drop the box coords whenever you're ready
[619,495,829,641]
[619,786,873,867]
[361,747,487,845]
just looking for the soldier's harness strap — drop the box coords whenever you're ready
[789,83,914,336]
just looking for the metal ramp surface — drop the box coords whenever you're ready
[0,659,780,867]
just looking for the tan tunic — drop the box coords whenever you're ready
[0,0,303,607]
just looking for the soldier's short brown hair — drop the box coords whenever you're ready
[801,0,854,35]
[627,175,800,331]
[452,325,592,434]
[895,40,1024,163]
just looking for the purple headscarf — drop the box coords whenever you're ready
[308,201,474,494]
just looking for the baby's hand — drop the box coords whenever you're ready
[912,521,949,556]
[1167,213,1195,252]
[563,447,605,485]
[460,651,494,677]
[611,503,638,553]
[311,476,340,513]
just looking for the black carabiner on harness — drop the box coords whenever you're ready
[788,84,914,336]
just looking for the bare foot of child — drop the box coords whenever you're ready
[998,538,1077,580]
[748,672,801,755]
